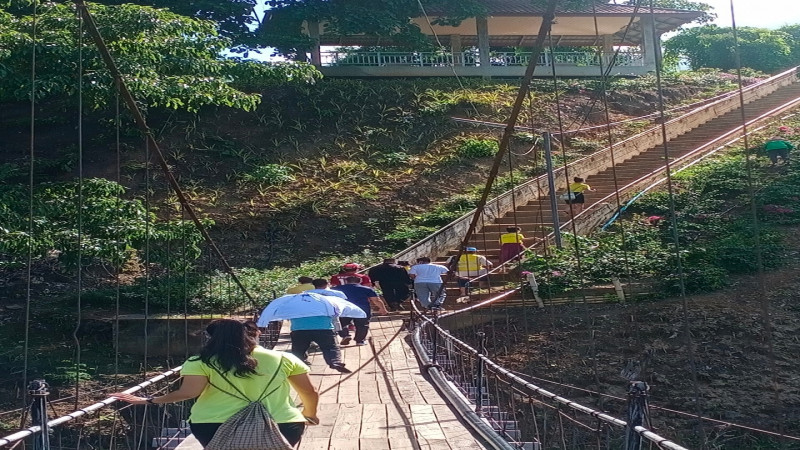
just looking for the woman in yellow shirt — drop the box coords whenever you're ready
[113,319,319,447]
[498,226,526,264]
[564,176,594,213]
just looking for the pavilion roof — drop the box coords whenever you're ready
[317,1,704,47]
[423,0,703,17]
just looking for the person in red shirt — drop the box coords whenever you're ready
[329,263,371,287]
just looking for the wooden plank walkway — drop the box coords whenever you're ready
[177,315,487,449]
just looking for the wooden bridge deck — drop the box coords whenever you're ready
[177,315,487,449]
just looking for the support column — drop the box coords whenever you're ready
[450,34,463,66]
[307,20,322,67]
[476,16,491,76]
[640,15,658,70]
[602,34,614,52]
[602,34,614,67]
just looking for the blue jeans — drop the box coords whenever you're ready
[414,282,445,308]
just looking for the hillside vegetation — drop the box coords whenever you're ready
[0,71,758,314]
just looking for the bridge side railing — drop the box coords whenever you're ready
[393,66,799,263]
[410,297,688,450]
[320,51,645,67]
[0,320,283,449]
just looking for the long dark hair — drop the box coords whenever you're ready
[196,319,258,377]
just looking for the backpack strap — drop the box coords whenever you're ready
[206,356,285,404]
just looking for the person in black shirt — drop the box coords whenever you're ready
[368,258,412,311]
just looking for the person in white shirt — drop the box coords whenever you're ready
[408,256,450,309]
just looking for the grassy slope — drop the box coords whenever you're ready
[144,73,744,268]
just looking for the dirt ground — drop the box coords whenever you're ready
[469,258,800,448]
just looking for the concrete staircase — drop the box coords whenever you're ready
[441,81,800,306]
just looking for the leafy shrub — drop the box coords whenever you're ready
[45,361,92,384]
[570,137,603,152]
[240,164,295,185]
[383,226,438,250]
[672,154,750,198]
[457,138,499,158]
[412,196,476,227]
[661,263,729,295]
[0,178,207,276]
[228,251,383,310]
[706,220,784,273]
[376,151,411,167]
[383,195,477,251]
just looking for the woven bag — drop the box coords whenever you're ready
[204,358,294,450]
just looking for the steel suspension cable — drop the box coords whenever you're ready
[22,0,38,416]
[562,0,645,134]
[113,85,121,389]
[164,175,172,366]
[510,366,800,443]
[71,9,85,411]
[72,0,257,308]
[182,205,190,361]
[547,30,589,306]
[729,0,783,438]
[591,2,638,356]
[592,0,634,293]
[415,0,480,118]
[451,0,559,280]
[144,137,151,385]
[647,0,703,430]
[109,94,123,449]
[546,28,609,411]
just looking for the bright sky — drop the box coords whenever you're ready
[705,0,800,29]
[240,0,800,61]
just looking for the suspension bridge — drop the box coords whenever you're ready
[3,0,800,449]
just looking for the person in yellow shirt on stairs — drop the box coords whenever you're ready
[564,176,594,214]
[454,247,493,297]
[498,226,526,265]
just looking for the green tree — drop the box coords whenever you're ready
[778,24,800,62]
[81,0,263,54]
[260,0,489,59]
[83,0,604,59]
[664,25,795,73]
[622,0,715,23]
[0,2,320,111]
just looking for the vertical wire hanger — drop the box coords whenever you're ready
[22,0,39,416]
[729,0,784,439]
[647,0,704,437]
[71,4,85,412]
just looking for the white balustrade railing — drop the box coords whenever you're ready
[320,51,644,67]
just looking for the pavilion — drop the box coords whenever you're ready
[304,0,704,77]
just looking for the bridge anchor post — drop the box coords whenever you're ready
[624,381,650,450]
[28,379,50,450]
